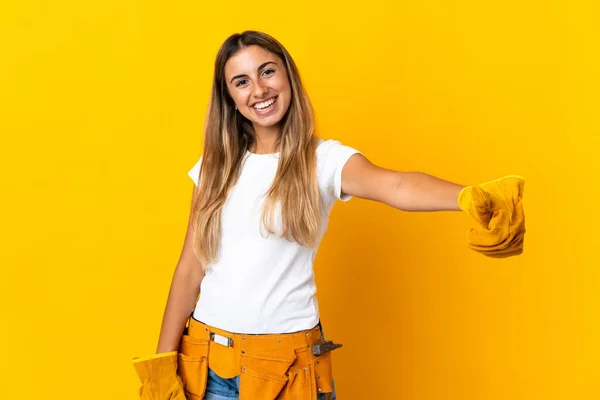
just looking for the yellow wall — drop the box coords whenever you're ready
[1,1,598,399]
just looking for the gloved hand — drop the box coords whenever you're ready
[132,351,187,400]
[458,175,526,258]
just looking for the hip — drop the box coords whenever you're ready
[176,315,340,400]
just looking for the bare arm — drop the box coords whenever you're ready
[340,153,465,211]
[155,186,205,353]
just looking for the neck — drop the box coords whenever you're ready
[251,123,281,154]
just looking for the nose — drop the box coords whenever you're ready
[253,82,269,99]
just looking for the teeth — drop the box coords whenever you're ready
[253,97,276,110]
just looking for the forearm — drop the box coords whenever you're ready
[155,267,202,353]
[392,171,465,212]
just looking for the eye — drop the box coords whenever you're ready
[262,69,275,77]
[235,79,248,87]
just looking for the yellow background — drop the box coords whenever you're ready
[1,1,598,399]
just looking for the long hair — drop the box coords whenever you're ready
[191,30,321,271]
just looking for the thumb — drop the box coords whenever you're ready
[466,185,492,228]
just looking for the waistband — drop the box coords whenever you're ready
[185,315,324,379]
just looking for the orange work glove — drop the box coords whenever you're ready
[132,351,187,400]
[458,175,526,258]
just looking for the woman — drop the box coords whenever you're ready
[132,30,525,400]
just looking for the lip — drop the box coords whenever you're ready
[250,96,277,107]
[251,95,278,116]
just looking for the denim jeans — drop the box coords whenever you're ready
[202,321,337,399]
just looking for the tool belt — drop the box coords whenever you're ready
[176,316,339,400]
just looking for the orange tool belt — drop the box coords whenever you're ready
[176,316,338,400]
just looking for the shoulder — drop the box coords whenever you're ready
[316,138,361,166]
[316,138,359,161]
[187,155,203,187]
[190,155,203,171]
[316,138,341,155]
[315,137,362,202]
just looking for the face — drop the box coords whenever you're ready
[224,45,292,130]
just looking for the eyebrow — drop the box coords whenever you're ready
[229,61,278,84]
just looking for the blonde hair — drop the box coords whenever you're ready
[191,31,321,271]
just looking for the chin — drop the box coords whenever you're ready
[252,107,289,128]
[254,117,283,128]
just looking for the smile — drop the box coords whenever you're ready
[251,96,278,115]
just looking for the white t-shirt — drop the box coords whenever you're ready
[187,138,361,334]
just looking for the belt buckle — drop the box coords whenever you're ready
[210,332,234,347]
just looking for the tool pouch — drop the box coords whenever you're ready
[176,333,210,399]
[238,341,335,399]
[184,316,338,400]
[280,346,334,399]
[238,347,296,400]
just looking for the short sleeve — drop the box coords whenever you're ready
[317,139,362,204]
[187,156,203,187]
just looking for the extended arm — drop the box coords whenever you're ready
[340,153,526,258]
[340,153,465,211]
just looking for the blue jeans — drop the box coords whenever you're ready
[203,368,337,400]
[203,322,337,400]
